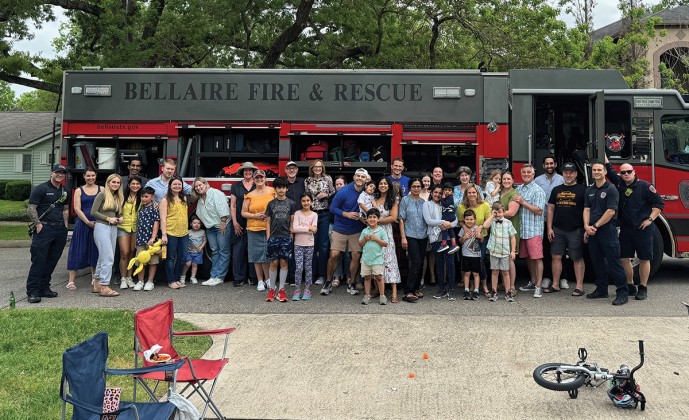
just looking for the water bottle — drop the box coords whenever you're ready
[9,291,16,309]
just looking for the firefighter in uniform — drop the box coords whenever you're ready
[605,157,664,301]
[26,164,71,303]
[583,161,628,306]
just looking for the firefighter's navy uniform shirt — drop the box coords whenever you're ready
[605,163,664,228]
[584,180,619,226]
[28,181,70,224]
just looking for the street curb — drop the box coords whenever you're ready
[0,240,32,248]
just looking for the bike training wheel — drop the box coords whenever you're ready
[533,363,587,392]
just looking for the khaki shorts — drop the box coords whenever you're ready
[360,262,384,277]
[136,244,160,265]
[330,231,363,253]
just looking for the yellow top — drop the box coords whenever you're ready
[119,197,139,233]
[246,187,275,232]
[165,200,189,237]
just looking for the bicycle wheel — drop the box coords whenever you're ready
[533,363,587,391]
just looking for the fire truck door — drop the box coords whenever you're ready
[588,91,606,162]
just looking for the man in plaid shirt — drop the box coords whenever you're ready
[515,164,547,298]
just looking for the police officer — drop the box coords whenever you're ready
[26,164,71,303]
[583,161,628,305]
[605,157,664,300]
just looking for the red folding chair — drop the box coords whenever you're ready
[133,300,235,419]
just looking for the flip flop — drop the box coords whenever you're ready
[571,288,585,297]
[543,286,561,293]
[99,287,119,297]
[391,296,399,304]
[168,283,181,289]
[66,283,77,291]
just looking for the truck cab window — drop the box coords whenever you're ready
[604,100,632,159]
[662,115,689,165]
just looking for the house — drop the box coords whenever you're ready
[591,5,689,89]
[0,112,61,186]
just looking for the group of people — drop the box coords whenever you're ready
[25,154,664,308]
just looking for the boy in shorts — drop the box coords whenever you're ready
[133,187,160,291]
[483,202,516,302]
[459,209,483,300]
[438,182,460,254]
[265,177,295,302]
[359,208,389,305]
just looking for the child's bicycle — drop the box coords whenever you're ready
[532,340,646,410]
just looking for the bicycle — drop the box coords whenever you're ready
[532,340,646,410]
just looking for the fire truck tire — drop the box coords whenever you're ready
[631,227,663,282]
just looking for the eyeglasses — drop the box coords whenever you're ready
[410,185,422,188]
[620,170,634,175]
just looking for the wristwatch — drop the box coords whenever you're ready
[647,216,653,222]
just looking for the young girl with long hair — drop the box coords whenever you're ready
[90,173,124,297]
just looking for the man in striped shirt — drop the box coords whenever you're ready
[515,164,547,298]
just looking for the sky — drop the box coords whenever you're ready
[9,0,663,97]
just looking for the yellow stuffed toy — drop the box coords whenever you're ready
[128,239,163,276]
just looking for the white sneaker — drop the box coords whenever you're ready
[143,281,155,291]
[201,277,216,286]
[190,276,198,284]
[203,278,222,286]
[120,277,129,289]
[180,276,186,285]
[533,286,543,298]
[315,277,325,285]
[541,278,552,289]
[560,279,570,289]
[133,281,144,291]
[125,277,136,288]
[257,280,266,291]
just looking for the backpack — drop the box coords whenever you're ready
[300,141,329,161]
[329,146,344,162]
[343,140,360,162]
[359,151,371,162]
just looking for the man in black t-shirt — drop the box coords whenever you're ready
[546,163,586,296]
[26,165,71,303]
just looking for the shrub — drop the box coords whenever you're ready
[0,180,9,199]
[5,180,32,201]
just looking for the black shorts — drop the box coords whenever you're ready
[619,225,654,260]
[550,227,584,260]
[461,256,482,274]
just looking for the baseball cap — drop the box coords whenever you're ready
[285,161,298,168]
[355,168,369,177]
[253,169,266,178]
[562,162,577,172]
[52,164,67,173]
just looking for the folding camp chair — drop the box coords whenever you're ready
[134,300,235,419]
[61,331,184,420]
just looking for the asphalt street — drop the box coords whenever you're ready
[3,244,689,419]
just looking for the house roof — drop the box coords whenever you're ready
[0,112,60,148]
[591,5,689,41]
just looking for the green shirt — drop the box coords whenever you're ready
[359,226,388,266]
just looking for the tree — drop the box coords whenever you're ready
[0,81,17,111]
[16,89,60,111]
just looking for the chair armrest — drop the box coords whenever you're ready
[106,358,185,375]
[63,395,136,416]
[174,328,235,336]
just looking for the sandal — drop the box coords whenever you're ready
[543,286,561,293]
[91,279,101,294]
[483,290,492,298]
[571,288,585,297]
[415,291,424,298]
[403,294,418,302]
[391,296,399,304]
[66,282,77,291]
[169,282,181,289]
[99,286,119,297]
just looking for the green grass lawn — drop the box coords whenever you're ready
[0,308,212,419]
[0,223,29,240]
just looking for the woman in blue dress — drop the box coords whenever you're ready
[66,167,100,290]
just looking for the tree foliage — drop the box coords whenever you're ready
[16,89,59,111]
[0,80,17,110]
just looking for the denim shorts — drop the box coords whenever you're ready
[117,228,135,238]
[186,252,203,264]
[247,231,268,263]
[266,236,293,261]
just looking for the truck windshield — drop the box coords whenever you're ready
[661,115,689,165]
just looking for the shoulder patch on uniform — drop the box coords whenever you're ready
[649,185,656,193]
[600,192,606,199]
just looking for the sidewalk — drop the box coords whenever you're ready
[176,313,689,419]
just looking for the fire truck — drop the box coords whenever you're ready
[61,68,689,276]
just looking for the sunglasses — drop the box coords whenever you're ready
[620,170,634,175]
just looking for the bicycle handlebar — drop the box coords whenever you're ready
[629,340,644,380]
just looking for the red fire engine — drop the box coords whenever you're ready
[61,68,689,276]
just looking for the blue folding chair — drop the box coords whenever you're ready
[60,331,184,420]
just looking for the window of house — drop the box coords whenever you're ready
[661,115,689,165]
[14,154,32,173]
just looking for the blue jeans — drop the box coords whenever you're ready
[312,211,331,278]
[206,226,230,280]
[166,234,189,284]
[432,241,456,292]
